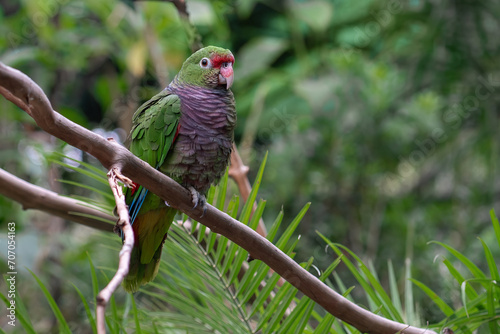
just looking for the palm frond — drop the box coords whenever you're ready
[125,155,343,333]
[12,152,495,333]
[415,209,500,332]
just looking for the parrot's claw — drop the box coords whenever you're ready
[188,186,207,217]
[164,200,171,207]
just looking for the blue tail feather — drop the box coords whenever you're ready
[127,162,162,231]
[129,186,149,225]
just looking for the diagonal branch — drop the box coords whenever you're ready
[0,62,435,334]
[0,167,114,232]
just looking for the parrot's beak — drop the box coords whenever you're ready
[219,62,234,90]
[219,73,234,90]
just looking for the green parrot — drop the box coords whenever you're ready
[123,46,236,293]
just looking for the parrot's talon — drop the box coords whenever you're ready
[164,200,171,207]
[189,186,207,217]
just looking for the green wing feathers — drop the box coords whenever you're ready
[129,90,181,168]
[123,90,181,293]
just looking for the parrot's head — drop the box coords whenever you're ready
[178,46,235,90]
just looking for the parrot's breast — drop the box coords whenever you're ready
[161,83,236,194]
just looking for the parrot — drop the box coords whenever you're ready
[122,46,236,293]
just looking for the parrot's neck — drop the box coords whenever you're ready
[169,75,233,100]
[167,75,235,118]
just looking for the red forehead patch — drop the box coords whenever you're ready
[211,53,235,68]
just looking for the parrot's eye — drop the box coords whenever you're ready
[200,58,212,68]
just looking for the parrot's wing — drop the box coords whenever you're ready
[130,89,181,167]
[126,89,181,223]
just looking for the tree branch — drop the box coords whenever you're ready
[0,62,436,334]
[0,167,114,232]
[96,167,135,334]
[228,144,268,237]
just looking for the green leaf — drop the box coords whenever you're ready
[478,237,500,281]
[319,233,403,322]
[68,211,116,225]
[313,312,335,333]
[410,279,454,316]
[227,195,240,219]
[256,279,294,332]
[213,168,229,211]
[490,209,500,254]
[57,179,114,200]
[278,290,315,333]
[49,157,108,186]
[332,272,354,301]
[440,256,478,300]
[276,202,310,250]
[266,208,284,243]
[239,151,267,225]
[248,273,282,318]
[51,151,107,177]
[73,283,97,333]
[404,257,415,325]
[461,281,470,318]
[388,259,403,316]
[319,255,342,282]
[239,262,272,306]
[235,259,260,298]
[429,241,487,281]
[248,199,266,231]
[27,269,72,334]
[486,284,499,334]
[87,252,99,301]
[131,294,142,334]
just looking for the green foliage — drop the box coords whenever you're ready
[133,157,324,333]
[411,209,500,333]
[0,156,411,333]
[26,269,72,334]
[2,152,497,333]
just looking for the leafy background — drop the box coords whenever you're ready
[0,0,499,332]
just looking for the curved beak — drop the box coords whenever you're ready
[219,62,234,90]
[219,73,234,90]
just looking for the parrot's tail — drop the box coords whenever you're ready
[123,206,177,293]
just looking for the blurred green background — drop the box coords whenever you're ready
[1,0,499,330]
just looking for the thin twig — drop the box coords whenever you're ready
[229,144,267,237]
[96,166,135,333]
[0,61,436,334]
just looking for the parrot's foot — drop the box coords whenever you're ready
[188,186,207,217]
[164,200,170,207]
